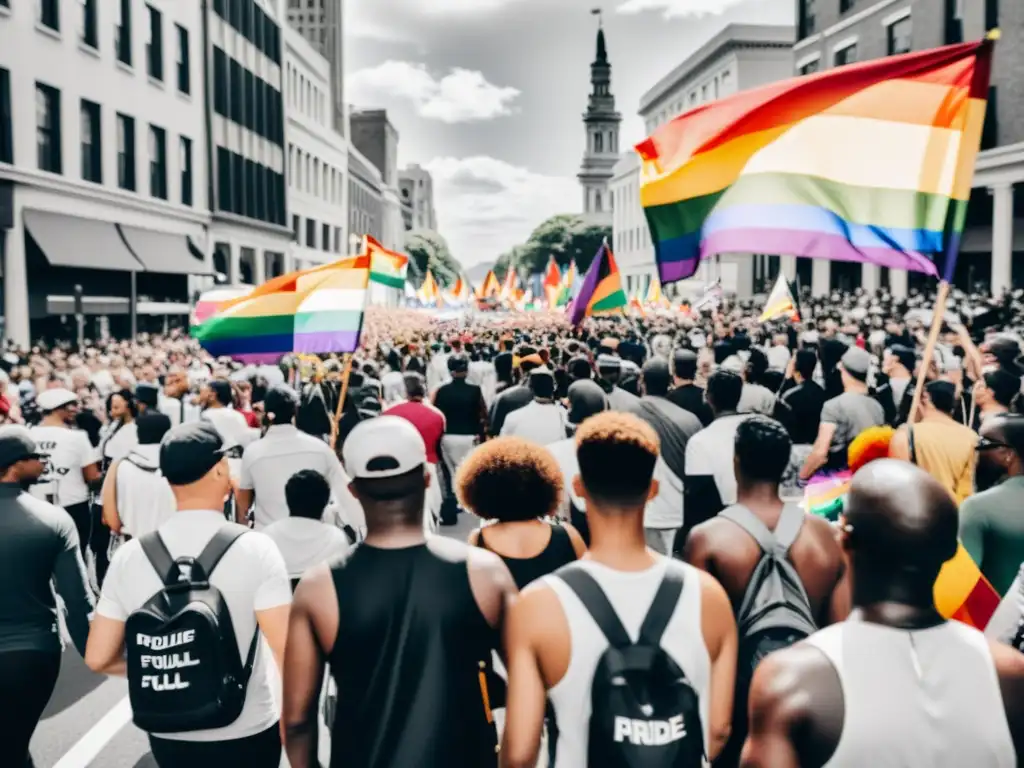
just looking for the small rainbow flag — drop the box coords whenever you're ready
[366,235,408,289]
[803,471,851,522]
[192,255,370,363]
[637,38,995,285]
[568,241,627,326]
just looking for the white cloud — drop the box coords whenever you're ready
[424,157,580,267]
[346,61,520,124]
[616,0,752,16]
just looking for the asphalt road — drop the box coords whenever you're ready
[31,512,480,768]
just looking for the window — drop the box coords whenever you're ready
[306,219,316,248]
[148,125,166,199]
[944,0,964,44]
[292,215,300,240]
[80,100,101,183]
[80,0,98,48]
[594,132,603,153]
[117,114,135,190]
[147,5,163,81]
[701,84,709,101]
[229,59,243,123]
[840,0,854,12]
[0,69,10,165]
[36,83,62,174]
[213,48,227,116]
[334,227,342,253]
[887,16,912,55]
[180,136,193,206]
[834,42,857,67]
[217,147,231,211]
[176,25,190,94]
[322,223,330,252]
[38,0,59,31]
[985,0,998,33]
[116,0,131,65]
[799,0,816,38]
[799,58,820,75]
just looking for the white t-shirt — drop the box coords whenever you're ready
[684,413,750,507]
[29,425,100,507]
[262,517,350,580]
[101,420,139,464]
[500,401,568,445]
[97,510,292,742]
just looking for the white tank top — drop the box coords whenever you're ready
[544,558,712,766]
[805,621,1016,767]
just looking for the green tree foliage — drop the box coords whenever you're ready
[403,230,462,287]
[495,215,612,278]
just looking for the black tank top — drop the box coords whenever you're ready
[327,543,499,768]
[477,523,577,590]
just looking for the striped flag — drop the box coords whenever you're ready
[568,240,627,326]
[476,270,501,299]
[692,281,724,312]
[366,235,409,289]
[759,273,800,322]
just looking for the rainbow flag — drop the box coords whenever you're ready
[759,273,799,323]
[637,38,995,285]
[366,235,408,289]
[477,270,501,299]
[803,471,851,522]
[934,543,1001,630]
[192,255,370,363]
[568,241,627,326]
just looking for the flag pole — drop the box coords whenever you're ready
[330,353,354,450]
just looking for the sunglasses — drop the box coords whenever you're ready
[977,436,1011,452]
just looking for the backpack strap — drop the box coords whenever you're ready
[139,532,178,586]
[908,424,917,465]
[637,563,685,647]
[720,503,805,557]
[196,526,249,581]
[557,566,632,648]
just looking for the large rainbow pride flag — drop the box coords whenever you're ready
[636,37,995,285]
[192,255,370,363]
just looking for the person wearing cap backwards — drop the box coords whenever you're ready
[800,346,885,481]
[432,354,487,526]
[28,388,103,560]
[282,416,517,768]
[86,422,292,766]
[236,385,365,534]
[0,425,94,768]
[501,365,569,446]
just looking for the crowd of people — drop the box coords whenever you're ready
[4,283,1024,767]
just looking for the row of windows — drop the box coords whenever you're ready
[215,146,286,225]
[29,78,192,204]
[286,63,329,127]
[212,0,282,66]
[212,47,284,146]
[589,129,618,155]
[29,1,191,96]
[349,180,382,241]
[287,144,343,204]
[645,69,731,134]
[291,214,343,253]
[615,227,649,256]
[797,14,912,76]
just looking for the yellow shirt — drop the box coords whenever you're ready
[909,418,977,504]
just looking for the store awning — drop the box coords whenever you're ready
[118,225,213,275]
[24,210,144,272]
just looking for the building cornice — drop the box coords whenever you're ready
[792,0,905,52]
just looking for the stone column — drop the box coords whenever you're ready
[889,268,908,298]
[2,214,29,348]
[253,249,267,285]
[228,242,241,285]
[991,183,1014,296]
[779,255,797,280]
[811,257,830,296]
[861,264,879,293]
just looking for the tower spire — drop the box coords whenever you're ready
[578,9,621,225]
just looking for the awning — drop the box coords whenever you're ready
[47,295,130,315]
[23,210,144,272]
[118,225,213,275]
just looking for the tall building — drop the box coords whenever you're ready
[398,164,437,231]
[348,145,383,245]
[350,108,403,250]
[205,0,291,288]
[612,23,794,299]
[0,0,211,346]
[284,24,348,272]
[285,0,345,136]
[577,18,621,224]
[793,0,1023,297]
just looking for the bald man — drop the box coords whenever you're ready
[742,460,1024,767]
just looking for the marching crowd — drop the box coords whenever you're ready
[4,284,1024,767]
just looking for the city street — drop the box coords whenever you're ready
[31,513,479,768]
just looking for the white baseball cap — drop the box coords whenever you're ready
[36,388,78,412]
[343,416,427,480]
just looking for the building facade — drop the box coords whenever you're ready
[348,145,383,246]
[793,0,1023,296]
[0,0,211,346]
[205,0,291,289]
[285,0,344,136]
[350,108,403,250]
[613,23,795,299]
[578,22,621,225]
[398,164,437,232]
[284,24,347,272]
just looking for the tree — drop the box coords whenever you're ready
[496,214,612,278]
[403,230,462,287]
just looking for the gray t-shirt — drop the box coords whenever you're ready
[820,391,885,465]
[738,383,776,416]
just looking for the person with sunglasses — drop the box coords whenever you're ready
[960,414,1024,596]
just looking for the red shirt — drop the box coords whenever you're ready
[384,400,445,464]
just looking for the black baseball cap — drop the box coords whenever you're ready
[160,422,227,486]
[0,426,41,469]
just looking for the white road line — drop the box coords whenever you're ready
[52,695,133,768]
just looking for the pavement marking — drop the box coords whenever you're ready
[52,695,133,768]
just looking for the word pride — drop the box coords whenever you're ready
[613,715,688,746]
[136,630,200,691]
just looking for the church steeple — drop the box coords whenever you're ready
[578,10,621,224]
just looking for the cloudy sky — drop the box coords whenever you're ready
[346,0,794,269]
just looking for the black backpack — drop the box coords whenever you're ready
[719,504,818,722]
[125,526,260,734]
[557,563,705,768]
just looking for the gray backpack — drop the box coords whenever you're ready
[719,503,818,679]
